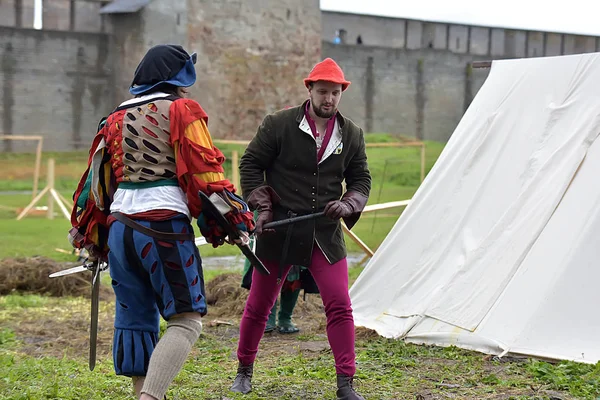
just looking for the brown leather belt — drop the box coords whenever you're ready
[111,212,195,241]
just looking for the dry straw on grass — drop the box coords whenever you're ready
[205,272,324,318]
[0,256,112,299]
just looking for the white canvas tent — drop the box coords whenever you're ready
[350,52,600,364]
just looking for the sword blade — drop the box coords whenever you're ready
[89,263,101,371]
[48,265,88,278]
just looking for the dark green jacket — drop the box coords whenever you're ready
[240,100,371,267]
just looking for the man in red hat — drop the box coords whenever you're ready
[231,58,371,399]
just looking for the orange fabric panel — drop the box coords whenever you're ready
[184,119,213,148]
[168,98,236,217]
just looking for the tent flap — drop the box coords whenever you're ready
[350,52,600,364]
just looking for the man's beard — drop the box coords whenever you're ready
[312,102,336,119]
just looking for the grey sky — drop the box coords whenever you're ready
[320,0,600,37]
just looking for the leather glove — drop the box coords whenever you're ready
[255,209,274,235]
[246,186,281,235]
[197,212,226,248]
[323,200,354,219]
[323,191,369,221]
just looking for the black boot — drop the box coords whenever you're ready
[336,375,365,400]
[230,362,253,394]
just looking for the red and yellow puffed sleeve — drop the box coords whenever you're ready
[168,98,236,217]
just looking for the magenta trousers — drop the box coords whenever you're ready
[237,245,356,376]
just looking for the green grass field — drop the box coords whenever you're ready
[1,135,599,399]
[0,134,444,260]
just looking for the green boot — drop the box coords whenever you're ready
[265,299,278,333]
[277,289,300,334]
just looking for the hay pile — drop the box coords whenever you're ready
[205,273,324,318]
[205,273,250,317]
[0,256,112,299]
[355,326,380,340]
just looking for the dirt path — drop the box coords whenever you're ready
[1,268,328,361]
[0,258,584,399]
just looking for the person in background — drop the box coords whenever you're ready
[333,30,342,44]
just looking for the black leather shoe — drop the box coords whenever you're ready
[336,375,365,400]
[230,362,253,394]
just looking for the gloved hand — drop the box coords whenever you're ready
[225,230,250,246]
[246,186,281,235]
[323,191,369,221]
[255,209,273,235]
[323,200,354,219]
[197,212,226,248]
[67,230,107,262]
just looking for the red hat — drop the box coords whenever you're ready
[304,58,351,91]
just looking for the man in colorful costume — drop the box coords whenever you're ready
[68,44,254,400]
[230,58,371,399]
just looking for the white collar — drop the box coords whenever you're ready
[298,115,343,164]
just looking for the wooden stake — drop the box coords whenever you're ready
[16,158,70,221]
[1,135,44,140]
[231,150,240,193]
[363,200,411,213]
[16,186,50,220]
[32,137,43,199]
[370,159,389,233]
[57,191,73,209]
[0,135,44,200]
[213,139,250,145]
[337,199,412,259]
[47,158,55,220]
[358,254,371,265]
[50,189,71,220]
[342,223,374,257]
